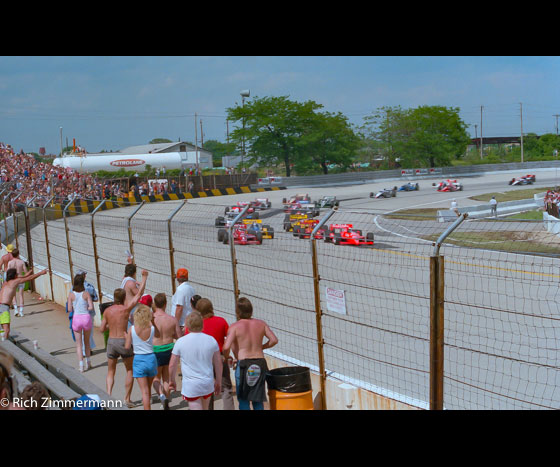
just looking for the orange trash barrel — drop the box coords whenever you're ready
[266,366,314,410]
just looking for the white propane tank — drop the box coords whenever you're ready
[52,152,200,173]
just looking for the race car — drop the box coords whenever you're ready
[284,213,312,232]
[217,223,263,245]
[251,198,272,210]
[314,196,339,208]
[242,219,274,239]
[292,219,323,239]
[215,206,259,227]
[370,187,397,199]
[225,202,256,215]
[283,194,311,206]
[398,182,420,192]
[524,174,536,182]
[509,176,534,186]
[433,180,463,192]
[323,224,374,246]
[284,201,320,217]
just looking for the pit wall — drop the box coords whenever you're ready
[0,244,419,411]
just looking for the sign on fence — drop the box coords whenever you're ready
[325,287,347,315]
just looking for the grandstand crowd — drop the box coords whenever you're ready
[0,143,179,214]
[544,189,560,217]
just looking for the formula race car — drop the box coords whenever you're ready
[323,224,374,246]
[314,196,339,208]
[251,198,272,210]
[434,180,463,192]
[292,219,323,239]
[370,187,397,199]
[509,176,534,186]
[398,182,420,192]
[225,202,256,215]
[283,194,311,206]
[215,206,260,227]
[284,201,320,217]
[242,219,274,239]
[284,214,313,232]
[217,223,264,245]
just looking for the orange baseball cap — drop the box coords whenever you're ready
[176,268,189,280]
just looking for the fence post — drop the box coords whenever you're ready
[309,206,338,411]
[11,193,23,250]
[227,204,250,305]
[167,200,187,294]
[42,196,55,301]
[23,196,37,292]
[91,200,106,305]
[1,194,9,245]
[430,212,468,410]
[63,199,74,281]
[126,201,145,265]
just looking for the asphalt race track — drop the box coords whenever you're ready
[26,168,560,410]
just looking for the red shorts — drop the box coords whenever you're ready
[182,393,212,402]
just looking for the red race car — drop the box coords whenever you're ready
[217,224,263,245]
[323,224,374,246]
[292,219,324,239]
[434,179,463,192]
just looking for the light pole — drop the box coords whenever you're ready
[240,89,250,169]
[59,126,63,158]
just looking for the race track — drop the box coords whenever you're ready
[25,169,560,409]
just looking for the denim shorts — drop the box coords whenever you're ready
[133,353,158,378]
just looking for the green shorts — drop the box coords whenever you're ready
[0,310,10,325]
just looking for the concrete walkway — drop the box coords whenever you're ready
[8,290,241,410]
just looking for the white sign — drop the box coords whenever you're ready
[325,287,347,315]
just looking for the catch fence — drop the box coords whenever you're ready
[4,194,560,410]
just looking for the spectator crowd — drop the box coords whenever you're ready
[544,189,560,218]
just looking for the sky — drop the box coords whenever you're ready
[1,56,559,155]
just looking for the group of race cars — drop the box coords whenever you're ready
[214,173,539,246]
[215,194,375,247]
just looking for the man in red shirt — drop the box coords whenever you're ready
[185,298,234,410]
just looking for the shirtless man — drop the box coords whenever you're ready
[100,269,148,407]
[0,244,14,284]
[151,293,181,410]
[7,249,28,317]
[0,268,47,340]
[222,297,278,410]
[121,258,142,327]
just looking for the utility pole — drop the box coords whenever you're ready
[194,112,199,175]
[520,103,524,163]
[480,106,483,160]
[554,114,559,136]
[200,118,204,146]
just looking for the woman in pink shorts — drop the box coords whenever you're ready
[68,274,94,372]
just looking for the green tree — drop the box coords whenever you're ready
[203,139,238,167]
[296,111,360,174]
[362,105,470,168]
[149,138,173,144]
[226,96,323,177]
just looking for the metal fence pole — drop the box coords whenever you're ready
[430,213,468,410]
[167,200,187,294]
[43,196,55,301]
[23,196,37,292]
[1,194,9,245]
[11,193,23,250]
[127,201,145,265]
[63,199,74,281]
[309,207,338,411]
[91,200,106,305]
[227,204,250,306]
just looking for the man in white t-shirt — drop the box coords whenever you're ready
[171,268,196,333]
[450,199,459,217]
[169,311,222,410]
[489,196,498,218]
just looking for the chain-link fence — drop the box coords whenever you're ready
[7,196,560,410]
